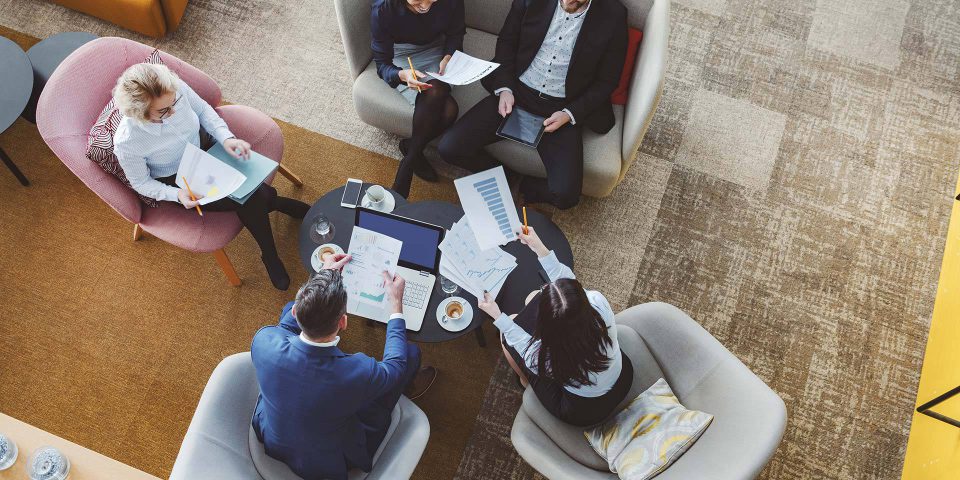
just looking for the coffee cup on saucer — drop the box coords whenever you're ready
[361,185,395,213]
[436,297,472,332]
[311,243,345,272]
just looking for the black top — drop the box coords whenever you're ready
[370,0,466,87]
[481,0,628,133]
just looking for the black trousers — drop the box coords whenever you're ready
[158,174,281,261]
[438,82,583,209]
[504,292,634,427]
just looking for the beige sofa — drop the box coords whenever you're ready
[334,0,669,198]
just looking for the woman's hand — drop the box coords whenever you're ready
[438,54,452,75]
[478,291,503,319]
[322,253,351,271]
[518,226,549,258]
[177,188,203,209]
[399,69,433,91]
[224,137,251,160]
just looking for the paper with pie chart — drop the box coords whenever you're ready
[343,227,403,310]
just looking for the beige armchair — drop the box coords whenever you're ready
[334,0,669,198]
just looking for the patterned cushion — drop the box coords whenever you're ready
[85,49,165,207]
[585,378,713,479]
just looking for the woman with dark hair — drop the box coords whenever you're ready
[370,0,465,198]
[478,227,634,426]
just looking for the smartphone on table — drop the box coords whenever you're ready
[341,178,363,208]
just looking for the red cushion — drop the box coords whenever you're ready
[610,28,643,106]
[86,49,165,207]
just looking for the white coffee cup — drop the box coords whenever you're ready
[366,185,386,208]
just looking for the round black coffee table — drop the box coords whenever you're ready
[298,185,574,344]
[0,35,33,186]
[22,31,97,123]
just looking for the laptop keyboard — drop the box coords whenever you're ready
[403,281,429,308]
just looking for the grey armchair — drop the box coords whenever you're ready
[170,352,430,480]
[333,0,669,198]
[511,302,787,479]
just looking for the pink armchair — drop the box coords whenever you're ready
[36,37,303,286]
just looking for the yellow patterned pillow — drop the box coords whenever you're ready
[585,378,713,479]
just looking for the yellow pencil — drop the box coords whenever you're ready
[522,206,528,235]
[406,56,421,93]
[181,176,203,217]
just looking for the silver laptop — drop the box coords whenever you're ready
[347,208,445,331]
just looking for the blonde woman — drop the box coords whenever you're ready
[112,63,309,290]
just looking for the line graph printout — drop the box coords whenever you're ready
[454,166,523,251]
[439,217,516,299]
[343,227,402,310]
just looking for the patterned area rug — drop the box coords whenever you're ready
[2,0,959,479]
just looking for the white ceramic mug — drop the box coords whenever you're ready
[366,185,386,208]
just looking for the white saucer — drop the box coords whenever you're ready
[310,243,345,272]
[436,297,473,332]
[361,190,396,213]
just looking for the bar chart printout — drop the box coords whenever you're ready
[454,166,524,251]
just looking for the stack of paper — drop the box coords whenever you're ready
[206,142,279,204]
[176,143,247,205]
[439,217,517,300]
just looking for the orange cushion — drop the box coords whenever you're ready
[50,0,167,38]
[610,28,643,106]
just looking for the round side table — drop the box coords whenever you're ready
[0,36,33,186]
[22,32,97,124]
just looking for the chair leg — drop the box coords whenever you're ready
[277,164,303,187]
[213,249,242,287]
[0,146,29,186]
[132,223,143,241]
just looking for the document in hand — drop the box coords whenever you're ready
[206,142,279,204]
[426,50,499,85]
[176,143,247,205]
[454,166,524,251]
[343,226,403,313]
[439,217,517,300]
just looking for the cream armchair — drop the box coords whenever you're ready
[334,0,669,198]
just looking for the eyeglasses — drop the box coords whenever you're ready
[156,94,181,120]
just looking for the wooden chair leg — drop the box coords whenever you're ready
[213,248,242,287]
[277,164,303,187]
[132,223,143,241]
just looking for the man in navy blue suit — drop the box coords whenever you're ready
[251,252,437,480]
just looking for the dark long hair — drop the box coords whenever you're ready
[530,278,612,387]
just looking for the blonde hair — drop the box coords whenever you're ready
[112,63,180,121]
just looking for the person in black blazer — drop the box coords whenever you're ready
[438,0,627,209]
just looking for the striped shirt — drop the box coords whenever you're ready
[493,250,622,398]
[113,80,234,202]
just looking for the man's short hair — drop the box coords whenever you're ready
[294,270,347,338]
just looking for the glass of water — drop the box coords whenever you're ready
[28,446,69,480]
[439,275,458,296]
[0,434,17,470]
[310,214,335,243]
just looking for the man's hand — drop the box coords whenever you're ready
[224,137,251,160]
[382,271,406,315]
[177,188,203,209]
[399,69,433,91]
[438,54,452,75]
[498,90,515,117]
[478,291,503,319]
[543,111,571,133]
[322,253,351,271]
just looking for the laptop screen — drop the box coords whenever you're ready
[355,208,444,272]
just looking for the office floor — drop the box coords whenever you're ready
[0,0,959,479]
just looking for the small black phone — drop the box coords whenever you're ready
[341,178,363,208]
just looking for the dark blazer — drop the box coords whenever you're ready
[481,0,628,133]
[370,0,466,87]
[251,301,412,480]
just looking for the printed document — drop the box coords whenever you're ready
[343,227,403,311]
[454,166,524,251]
[426,51,499,85]
[206,142,279,204]
[176,143,247,205]
[439,217,517,300]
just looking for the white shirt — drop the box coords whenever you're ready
[297,313,404,347]
[493,250,622,398]
[495,0,590,124]
[113,80,234,202]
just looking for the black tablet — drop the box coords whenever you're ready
[496,108,546,148]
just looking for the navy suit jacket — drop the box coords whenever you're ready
[251,302,412,480]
